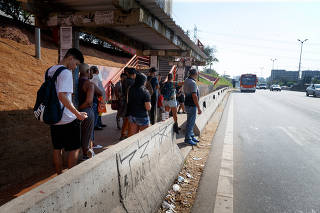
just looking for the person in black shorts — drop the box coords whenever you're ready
[48,48,87,174]
[127,73,151,136]
[176,85,186,114]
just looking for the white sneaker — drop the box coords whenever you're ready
[93,145,103,149]
[87,149,95,158]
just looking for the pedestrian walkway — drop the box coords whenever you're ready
[95,105,190,156]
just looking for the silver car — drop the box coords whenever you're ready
[306,84,320,97]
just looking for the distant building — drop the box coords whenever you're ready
[270,70,299,82]
[270,69,320,82]
[301,70,320,79]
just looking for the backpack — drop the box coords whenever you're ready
[161,82,174,100]
[33,66,66,125]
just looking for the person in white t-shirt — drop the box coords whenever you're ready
[48,48,87,175]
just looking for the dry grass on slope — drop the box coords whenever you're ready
[0,37,128,111]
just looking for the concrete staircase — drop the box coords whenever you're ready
[159,57,173,79]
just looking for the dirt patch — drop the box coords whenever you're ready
[158,93,230,213]
[0,19,130,205]
[0,26,31,45]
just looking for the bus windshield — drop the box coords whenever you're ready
[241,75,256,85]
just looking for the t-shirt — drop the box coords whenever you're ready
[127,86,151,118]
[114,81,122,99]
[147,76,159,95]
[184,77,199,106]
[162,81,178,101]
[91,74,106,102]
[122,77,135,99]
[47,65,76,125]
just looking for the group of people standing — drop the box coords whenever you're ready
[114,66,202,146]
[114,67,155,140]
[46,47,202,176]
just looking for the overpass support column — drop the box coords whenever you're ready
[73,31,80,50]
[35,27,41,59]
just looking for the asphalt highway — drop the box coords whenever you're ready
[193,90,320,213]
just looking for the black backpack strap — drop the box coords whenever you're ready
[44,67,51,81]
[51,66,67,82]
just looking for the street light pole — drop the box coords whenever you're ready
[270,58,277,70]
[298,39,308,80]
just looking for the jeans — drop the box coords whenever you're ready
[185,105,197,140]
[93,102,99,128]
[150,94,157,125]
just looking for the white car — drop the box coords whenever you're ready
[270,84,281,91]
[306,84,320,97]
[259,84,267,89]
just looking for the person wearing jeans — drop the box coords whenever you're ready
[183,68,202,145]
[185,105,197,143]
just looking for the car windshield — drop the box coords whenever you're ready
[314,84,320,88]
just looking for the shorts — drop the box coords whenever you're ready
[163,99,177,108]
[50,119,81,151]
[128,115,150,126]
[177,95,185,103]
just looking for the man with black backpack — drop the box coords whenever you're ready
[36,48,87,174]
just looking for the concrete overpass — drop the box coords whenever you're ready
[20,0,207,65]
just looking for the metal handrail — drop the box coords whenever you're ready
[105,55,150,101]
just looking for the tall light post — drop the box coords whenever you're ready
[270,58,277,70]
[297,38,308,80]
[270,58,277,82]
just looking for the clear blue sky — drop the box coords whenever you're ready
[172,1,320,78]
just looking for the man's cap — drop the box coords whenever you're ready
[149,67,156,73]
[127,67,137,75]
[90,65,98,70]
[189,68,198,75]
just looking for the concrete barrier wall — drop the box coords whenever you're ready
[194,87,229,135]
[0,88,229,213]
[0,119,183,213]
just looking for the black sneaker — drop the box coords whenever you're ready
[94,126,103,130]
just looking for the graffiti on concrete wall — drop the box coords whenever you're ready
[116,123,172,200]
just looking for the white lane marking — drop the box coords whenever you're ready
[214,96,234,213]
[278,127,304,146]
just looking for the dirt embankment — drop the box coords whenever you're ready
[0,17,130,204]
